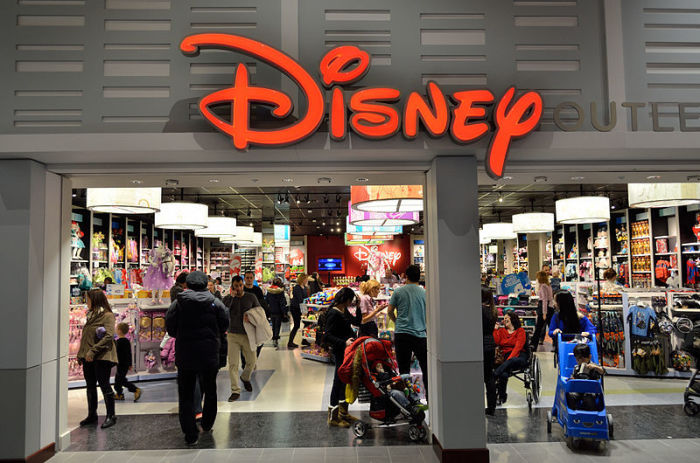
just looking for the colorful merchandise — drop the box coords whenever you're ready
[71,221,86,260]
[693,213,700,242]
[655,260,671,284]
[142,244,175,291]
[627,304,657,338]
[127,239,139,263]
[687,259,699,286]
[151,311,167,342]
[139,312,152,342]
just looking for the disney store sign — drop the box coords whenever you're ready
[180,33,543,180]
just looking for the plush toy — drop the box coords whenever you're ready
[77,267,92,290]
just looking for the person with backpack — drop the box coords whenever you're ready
[323,287,362,427]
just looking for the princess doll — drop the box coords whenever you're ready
[71,221,85,260]
[142,243,175,304]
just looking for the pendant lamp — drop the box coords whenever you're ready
[351,185,423,213]
[483,222,517,240]
[87,187,161,214]
[512,212,555,233]
[348,202,419,226]
[479,228,491,244]
[195,216,237,238]
[556,197,610,224]
[155,202,208,230]
[221,225,254,244]
[628,183,700,208]
[347,219,402,236]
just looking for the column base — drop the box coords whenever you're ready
[0,443,56,463]
[432,434,489,463]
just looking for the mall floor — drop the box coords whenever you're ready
[55,325,700,462]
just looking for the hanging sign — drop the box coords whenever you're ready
[500,272,531,295]
[180,34,543,179]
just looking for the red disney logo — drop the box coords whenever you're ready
[180,33,543,179]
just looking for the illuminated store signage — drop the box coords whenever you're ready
[180,33,543,179]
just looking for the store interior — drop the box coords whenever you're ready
[64,179,700,450]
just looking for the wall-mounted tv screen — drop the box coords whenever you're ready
[318,257,343,272]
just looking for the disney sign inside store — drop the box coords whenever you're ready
[180,33,543,179]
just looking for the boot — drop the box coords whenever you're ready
[338,401,359,423]
[101,391,117,429]
[114,393,125,401]
[80,389,98,426]
[328,405,350,428]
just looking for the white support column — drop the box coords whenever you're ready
[0,160,71,460]
[425,156,487,462]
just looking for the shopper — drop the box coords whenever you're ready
[548,291,598,340]
[482,287,498,416]
[531,271,554,350]
[114,322,142,402]
[208,278,222,300]
[324,287,362,427]
[166,271,229,446]
[309,272,325,295]
[387,264,428,399]
[602,268,621,293]
[244,270,269,312]
[289,273,309,349]
[493,312,527,405]
[357,279,387,338]
[223,275,260,401]
[550,268,562,292]
[170,271,188,303]
[77,289,119,429]
[265,278,288,348]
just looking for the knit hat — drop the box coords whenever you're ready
[186,271,208,291]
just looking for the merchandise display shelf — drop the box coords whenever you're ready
[301,318,317,323]
[681,242,700,246]
[655,252,676,256]
[670,307,700,313]
[300,350,332,364]
[632,253,651,257]
[631,236,650,240]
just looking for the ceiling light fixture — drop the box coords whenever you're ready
[155,202,208,230]
[87,188,161,214]
[555,196,610,224]
[512,212,555,233]
[195,216,237,238]
[351,185,423,213]
[628,183,700,208]
[482,222,517,240]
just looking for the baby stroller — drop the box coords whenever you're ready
[547,334,612,449]
[685,367,700,416]
[338,337,428,442]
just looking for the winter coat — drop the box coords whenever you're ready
[243,306,273,350]
[290,284,307,314]
[265,286,288,317]
[160,336,176,365]
[482,304,497,352]
[493,327,526,360]
[166,289,229,371]
[309,278,324,295]
[548,311,598,339]
[77,307,118,364]
[324,306,362,356]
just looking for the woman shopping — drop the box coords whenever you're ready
[493,312,527,405]
[531,271,554,350]
[77,289,119,429]
[548,291,598,340]
[265,278,288,348]
[482,287,498,415]
[288,273,309,349]
[357,279,388,338]
[323,287,362,427]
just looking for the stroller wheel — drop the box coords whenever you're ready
[684,401,699,417]
[352,420,368,438]
[607,414,614,440]
[546,410,552,434]
[418,426,427,441]
[408,424,422,442]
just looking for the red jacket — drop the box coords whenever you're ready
[493,327,526,360]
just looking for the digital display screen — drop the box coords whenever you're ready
[318,258,343,272]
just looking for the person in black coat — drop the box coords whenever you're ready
[288,273,309,349]
[309,272,325,295]
[166,271,229,446]
[323,287,362,427]
[265,278,288,348]
[481,287,498,416]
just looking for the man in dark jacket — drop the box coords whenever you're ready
[166,271,229,446]
[243,271,268,312]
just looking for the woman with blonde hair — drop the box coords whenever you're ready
[357,279,387,338]
[288,273,309,349]
[531,270,554,350]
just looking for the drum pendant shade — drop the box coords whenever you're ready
[155,202,208,230]
[483,222,517,240]
[628,183,700,208]
[348,202,419,226]
[351,185,424,213]
[512,212,555,233]
[556,197,610,224]
[87,188,161,214]
[221,226,254,244]
[479,228,492,244]
[195,216,237,238]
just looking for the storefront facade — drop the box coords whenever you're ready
[2,1,700,462]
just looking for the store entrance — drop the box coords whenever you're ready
[63,171,430,451]
[479,181,700,445]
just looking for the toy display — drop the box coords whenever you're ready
[143,350,157,370]
[305,288,340,305]
[631,221,650,238]
[151,311,167,342]
[71,221,86,260]
[139,312,152,342]
[92,231,108,262]
[142,243,175,304]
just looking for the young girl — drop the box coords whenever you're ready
[531,270,553,350]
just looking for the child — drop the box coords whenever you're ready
[571,343,606,380]
[115,323,142,402]
[373,363,426,411]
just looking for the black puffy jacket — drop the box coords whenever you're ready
[166,289,229,371]
[265,287,288,317]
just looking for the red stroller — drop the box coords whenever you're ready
[338,337,428,441]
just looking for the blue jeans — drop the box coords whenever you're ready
[494,353,528,397]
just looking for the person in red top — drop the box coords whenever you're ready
[493,312,527,405]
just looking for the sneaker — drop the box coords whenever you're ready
[241,377,253,392]
[228,392,240,402]
[133,388,142,402]
[114,393,125,401]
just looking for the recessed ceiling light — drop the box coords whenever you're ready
[534,176,547,183]
[571,176,585,181]
[165,179,179,186]
[317,177,332,184]
[355,177,369,183]
[131,179,143,184]
[308,209,313,213]
[282,177,294,183]
[503,176,513,180]
[72,193,77,197]
[249,222,253,227]
[646,175,661,180]
[209,179,220,183]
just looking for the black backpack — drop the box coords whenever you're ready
[315,308,330,348]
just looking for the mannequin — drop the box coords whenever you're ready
[142,243,175,304]
[71,221,85,259]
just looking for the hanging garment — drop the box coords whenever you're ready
[627,304,657,338]
[687,259,698,286]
